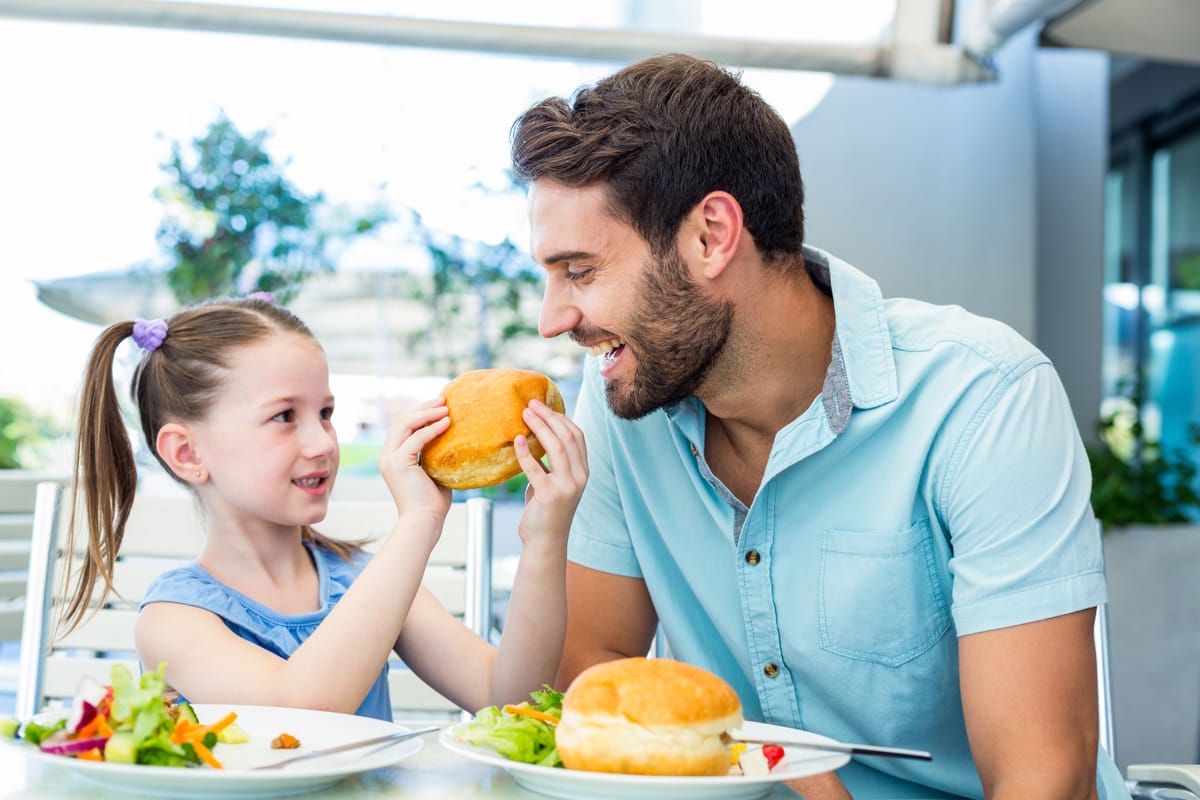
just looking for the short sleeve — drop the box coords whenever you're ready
[566,358,644,578]
[942,362,1106,634]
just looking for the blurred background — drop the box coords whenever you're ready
[0,0,1198,773]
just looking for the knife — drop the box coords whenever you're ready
[252,724,439,770]
[729,728,932,761]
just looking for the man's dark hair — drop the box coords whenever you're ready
[511,53,805,268]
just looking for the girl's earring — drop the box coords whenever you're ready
[194,470,202,479]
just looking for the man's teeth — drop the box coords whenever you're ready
[294,477,322,488]
[587,339,624,357]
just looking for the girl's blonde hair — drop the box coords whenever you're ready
[63,296,361,635]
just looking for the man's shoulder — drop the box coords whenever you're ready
[883,296,1046,375]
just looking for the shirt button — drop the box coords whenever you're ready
[744,550,761,566]
[763,663,780,678]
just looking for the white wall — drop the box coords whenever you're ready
[794,32,1039,340]
[790,31,1108,435]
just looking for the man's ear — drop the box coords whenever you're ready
[682,191,744,280]
[156,422,205,484]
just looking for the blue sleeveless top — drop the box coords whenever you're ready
[140,540,392,721]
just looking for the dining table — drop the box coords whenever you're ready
[0,720,808,800]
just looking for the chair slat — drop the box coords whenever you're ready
[0,541,30,571]
[55,608,138,652]
[0,473,67,514]
[0,515,34,540]
[0,607,23,641]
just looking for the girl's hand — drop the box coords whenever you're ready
[514,399,588,545]
[378,398,452,522]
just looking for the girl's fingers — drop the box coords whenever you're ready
[523,402,587,477]
[519,403,587,486]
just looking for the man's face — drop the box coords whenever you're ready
[529,181,732,420]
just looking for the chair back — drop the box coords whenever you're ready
[0,471,68,642]
[1094,602,1116,760]
[16,481,491,723]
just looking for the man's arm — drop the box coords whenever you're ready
[959,608,1100,800]
[556,562,659,688]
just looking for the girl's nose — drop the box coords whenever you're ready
[304,420,338,459]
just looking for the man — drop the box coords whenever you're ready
[510,53,1127,799]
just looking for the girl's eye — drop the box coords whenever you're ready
[272,410,295,423]
[320,407,334,421]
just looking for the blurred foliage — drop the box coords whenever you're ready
[157,111,387,304]
[0,397,62,469]
[1086,391,1200,529]
[406,224,544,376]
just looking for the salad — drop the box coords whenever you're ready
[0,663,246,768]
[456,685,564,767]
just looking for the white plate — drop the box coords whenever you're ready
[440,719,848,800]
[2,704,427,798]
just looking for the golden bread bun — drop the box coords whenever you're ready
[421,368,564,490]
[556,657,744,776]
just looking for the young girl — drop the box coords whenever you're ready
[64,296,588,720]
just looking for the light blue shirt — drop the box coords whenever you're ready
[567,245,1127,799]
[141,540,393,721]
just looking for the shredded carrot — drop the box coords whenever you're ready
[190,739,223,769]
[503,705,560,724]
[199,712,238,737]
[170,718,195,745]
[96,716,113,739]
[76,747,104,762]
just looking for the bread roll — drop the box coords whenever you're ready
[421,368,564,490]
[555,657,744,776]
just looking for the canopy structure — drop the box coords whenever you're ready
[0,0,1092,86]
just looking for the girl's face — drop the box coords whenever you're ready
[190,332,339,534]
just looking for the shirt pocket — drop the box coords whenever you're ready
[817,519,951,667]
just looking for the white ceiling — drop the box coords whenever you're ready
[1041,0,1200,67]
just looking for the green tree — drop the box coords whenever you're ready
[156,112,385,304]
[0,397,61,469]
[405,210,547,376]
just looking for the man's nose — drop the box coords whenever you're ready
[539,277,581,339]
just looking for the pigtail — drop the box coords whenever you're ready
[59,323,140,637]
[302,526,367,561]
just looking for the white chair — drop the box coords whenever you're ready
[0,471,68,642]
[15,481,491,723]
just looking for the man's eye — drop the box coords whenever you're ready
[564,268,591,282]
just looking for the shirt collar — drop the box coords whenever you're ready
[804,245,898,412]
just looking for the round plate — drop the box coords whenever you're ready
[4,704,425,798]
[440,719,848,800]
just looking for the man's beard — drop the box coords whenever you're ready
[603,247,734,420]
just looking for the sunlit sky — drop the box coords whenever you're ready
[0,1,890,444]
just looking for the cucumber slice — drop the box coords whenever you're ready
[104,731,138,764]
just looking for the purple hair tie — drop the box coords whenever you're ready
[132,319,168,352]
[247,291,275,304]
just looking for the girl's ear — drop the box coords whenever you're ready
[156,422,206,484]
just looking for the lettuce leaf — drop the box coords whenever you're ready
[459,687,563,768]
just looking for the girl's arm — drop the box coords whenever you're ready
[136,400,453,714]
[396,399,587,711]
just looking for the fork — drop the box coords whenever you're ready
[252,725,439,770]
